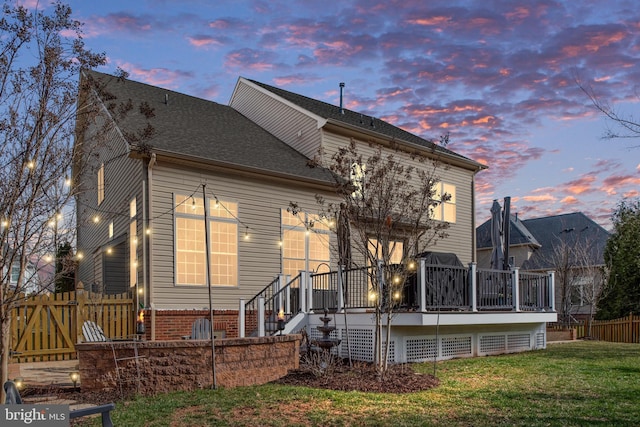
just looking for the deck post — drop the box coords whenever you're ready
[469,262,477,312]
[284,275,291,313]
[298,271,307,313]
[304,270,313,313]
[275,275,283,313]
[257,297,265,337]
[547,271,555,312]
[418,258,426,312]
[238,299,245,338]
[513,267,520,312]
[337,265,344,311]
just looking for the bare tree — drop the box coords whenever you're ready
[0,1,106,398]
[577,78,640,142]
[543,230,606,326]
[309,138,450,377]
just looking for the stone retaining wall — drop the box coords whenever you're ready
[76,335,300,395]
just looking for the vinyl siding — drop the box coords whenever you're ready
[230,80,322,159]
[321,131,476,265]
[75,116,144,292]
[149,162,337,310]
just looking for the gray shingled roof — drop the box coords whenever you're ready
[477,212,609,269]
[85,70,334,184]
[476,213,540,249]
[248,79,480,166]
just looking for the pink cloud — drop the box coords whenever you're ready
[117,63,193,88]
[187,35,224,48]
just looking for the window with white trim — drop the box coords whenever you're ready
[281,209,330,277]
[175,195,238,286]
[432,182,456,223]
[368,238,404,264]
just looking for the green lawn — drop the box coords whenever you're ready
[91,341,640,426]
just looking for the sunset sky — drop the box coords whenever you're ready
[43,0,640,228]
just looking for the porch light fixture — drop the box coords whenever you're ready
[277,309,285,335]
[93,215,100,223]
[14,377,24,390]
[136,310,146,336]
[69,371,79,389]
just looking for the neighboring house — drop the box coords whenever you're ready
[3,256,39,295]
[74,71,556,362]
[477,212,609,322]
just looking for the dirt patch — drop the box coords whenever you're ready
[274,361,439,394]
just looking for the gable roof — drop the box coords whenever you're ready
[82,70,334,184]
[477,212,610,269]
[246,79,485,170]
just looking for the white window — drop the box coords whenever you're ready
[281,209,330,277]
[97,163,105,205]
[368,238,404,264]
[175,195,238,286]
[432,182,456,223]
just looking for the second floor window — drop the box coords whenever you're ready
[432,182,456,223]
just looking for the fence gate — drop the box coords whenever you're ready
[10,288,135,363]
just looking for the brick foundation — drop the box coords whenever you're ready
[76,335,300,395]
[138,309,241,341]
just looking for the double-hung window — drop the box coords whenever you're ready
[432,182,456,223]
[281,209,330,277]
[175,195,238,286]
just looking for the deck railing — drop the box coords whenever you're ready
[240,262,556,337]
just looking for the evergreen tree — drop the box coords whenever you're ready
[597,199,640,319]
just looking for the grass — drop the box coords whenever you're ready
[85,341,640,426]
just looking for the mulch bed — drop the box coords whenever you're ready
[274,361,440,394]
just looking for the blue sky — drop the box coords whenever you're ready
[29,0,640,228]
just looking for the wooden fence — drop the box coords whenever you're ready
[548,313,640,344]
[10,286,135,363]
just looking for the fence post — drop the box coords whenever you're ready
[512,267,520,312]
[468,263,477,312]
[238,299,245,338]
[257,297,265,337]
[75,281,87,343]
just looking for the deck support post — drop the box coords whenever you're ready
[418,258,426,312]
[303,270,313,313]
[337,265,345,311]
[469,262,477,312]
[513,267,520,312]
[257,297,265,337]
[239,299,245,338]
[298,271,307,313]
[547,271,555,312]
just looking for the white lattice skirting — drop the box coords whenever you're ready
[304,321,547,363]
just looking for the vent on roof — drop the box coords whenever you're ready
[164,93,169,105]
[339,82,345,115]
